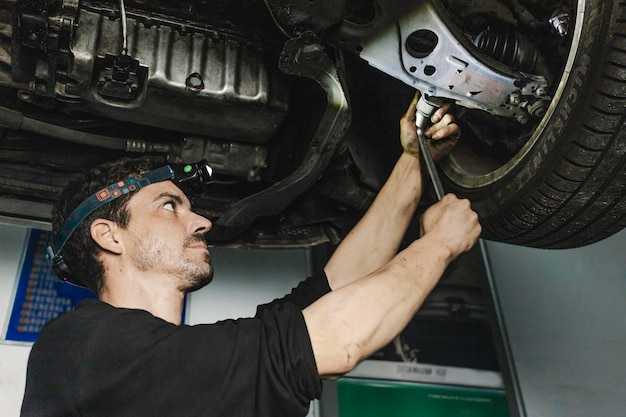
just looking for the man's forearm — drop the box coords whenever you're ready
[325,152,423,290]
[305,194,481,378]
[304,235,451,377]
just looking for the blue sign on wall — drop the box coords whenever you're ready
[5,229,95,343]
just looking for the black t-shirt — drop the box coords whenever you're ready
[21,273,331,417]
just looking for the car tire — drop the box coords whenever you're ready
[442,0,626,248]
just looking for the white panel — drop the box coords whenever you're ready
[186,247,312,324]
[0,223,31,417]
[485,229,626,417]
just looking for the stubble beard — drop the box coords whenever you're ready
[130,233,214,293]
[178,244,214,293]
[174,234,214,293]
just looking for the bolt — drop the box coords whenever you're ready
[508,93,521,105]
[185,73,204,92]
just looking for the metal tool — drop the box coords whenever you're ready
[415,94,446,200]
[417,94,488,257]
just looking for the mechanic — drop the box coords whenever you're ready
[20,93,481,417]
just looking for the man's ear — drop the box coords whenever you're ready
[90,219,123,255]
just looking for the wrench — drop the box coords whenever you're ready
[415,94,446,200]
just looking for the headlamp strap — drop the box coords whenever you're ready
[47,165,175,265]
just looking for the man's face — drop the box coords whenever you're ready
[121,180,214,292]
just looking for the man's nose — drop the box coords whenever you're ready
[188,211,212,234]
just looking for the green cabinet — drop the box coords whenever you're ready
[338,378,509,417]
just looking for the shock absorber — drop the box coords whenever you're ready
[471,21,540,73]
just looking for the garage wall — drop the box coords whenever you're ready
[484,228,626,417]
[185,246,313,324]
[0,224,31,417]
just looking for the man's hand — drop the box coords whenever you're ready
[400,92,461,161]
[419,194,482,258]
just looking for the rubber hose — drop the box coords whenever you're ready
[0,105,130,151]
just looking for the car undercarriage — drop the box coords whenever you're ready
[1,0,625,249]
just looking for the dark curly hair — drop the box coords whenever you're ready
[51,155,168,295]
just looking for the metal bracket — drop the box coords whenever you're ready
[208,32,351,241]
[359,0,550,122]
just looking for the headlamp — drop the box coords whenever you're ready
[46,160,214,286]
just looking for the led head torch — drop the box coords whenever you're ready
[46,160,214,286]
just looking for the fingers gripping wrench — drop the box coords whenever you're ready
[415,94,446,200]
[417,95,486,249]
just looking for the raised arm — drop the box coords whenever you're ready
[303,193,481,378]
[324,92,460,290]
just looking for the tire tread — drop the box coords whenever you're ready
[464,0,626,247]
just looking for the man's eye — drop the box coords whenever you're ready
[163,202,175,212]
